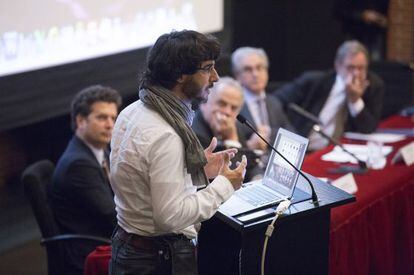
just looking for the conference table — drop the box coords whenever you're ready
[84,115,414,275]
[302,115,414,275]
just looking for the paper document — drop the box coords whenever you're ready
[392,141,414,166]
[331,173,358,194]
[321,144,393,163]
[377,128,414,137]
[344,132,406,143]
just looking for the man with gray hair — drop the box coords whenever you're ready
[192,77,264,181]
[193,77,245,149]
[231,47,293,151]
[274,40,384,150]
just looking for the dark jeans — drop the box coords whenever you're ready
[110,228,197,275]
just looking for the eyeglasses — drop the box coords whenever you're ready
[196,63,216,74]
[240,64,267,74]
[344,64,367,73]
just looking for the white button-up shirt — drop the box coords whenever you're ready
[308,75,365,150]
[110,100,234,239]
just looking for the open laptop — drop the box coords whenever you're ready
[219,128,309,217]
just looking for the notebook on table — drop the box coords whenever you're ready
[219,128,309,217]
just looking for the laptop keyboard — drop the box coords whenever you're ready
[236,185,280,207]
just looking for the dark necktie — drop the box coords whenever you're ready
[332,104,347,140]
[101,158,110,185]
[257,98,269,126]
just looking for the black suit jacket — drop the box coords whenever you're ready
[273,70,384,137]
[49,135,116,274]
[238,94,294,144]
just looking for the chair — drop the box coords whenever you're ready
[22,159,110,275]
[370,61,414,119]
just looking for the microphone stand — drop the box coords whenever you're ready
[312,125,368,174]
[237,115,319,204]
[288,103,323,125]
[287,103,368,174]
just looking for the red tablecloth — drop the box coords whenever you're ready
[302,115,414,275]
[84,246,111,275]
[84,116,414,275]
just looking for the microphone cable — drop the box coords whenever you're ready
[261,199,291,275]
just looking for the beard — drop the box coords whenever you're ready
[182,77,213,107]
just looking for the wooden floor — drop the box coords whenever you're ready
[0,185,47,274]
[0,239,47,275]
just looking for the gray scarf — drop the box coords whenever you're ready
[139,86,209,188]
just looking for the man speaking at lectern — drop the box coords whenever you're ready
[109,30,247,274]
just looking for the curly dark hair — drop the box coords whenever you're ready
[140,30,221,90]
[70,85,122,131]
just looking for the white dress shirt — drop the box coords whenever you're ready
[308,75,365,150]
[110,101,235,239]
[82,139,104,165]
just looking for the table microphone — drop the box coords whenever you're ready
[236,114,318,203]
[288,103,368,174]
[288,103,323,126]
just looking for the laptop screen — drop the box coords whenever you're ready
[262,128,309,198]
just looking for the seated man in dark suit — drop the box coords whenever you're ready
[193,77,245,149]
[192,77,264,181]
[48,85,122,275]
[274,40,384,151]
[231,47,293,151]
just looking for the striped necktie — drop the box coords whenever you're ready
[257,98,269,126]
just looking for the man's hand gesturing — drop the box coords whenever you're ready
[219,152,247,190]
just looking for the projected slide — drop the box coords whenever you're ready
[0,0,223,77]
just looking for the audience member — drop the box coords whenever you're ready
[231,47,293,151]
[109,30,246,274]
[274,40,384,151]
[48,85,121,275]
[192,76,264,181]
[193,77,245,148]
